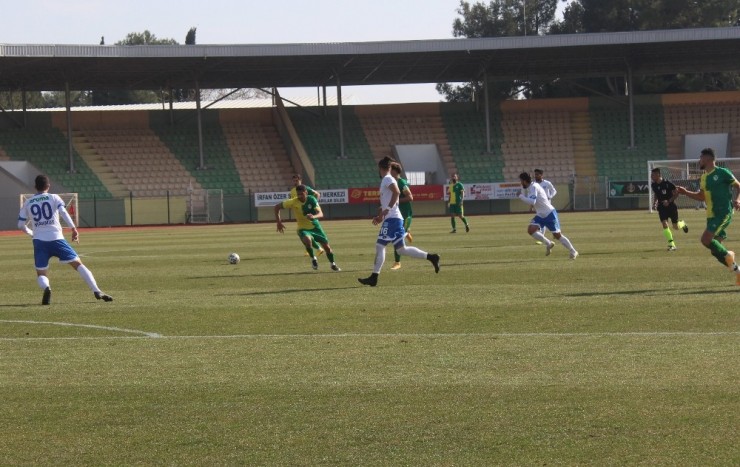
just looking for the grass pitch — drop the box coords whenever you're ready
[0,211,738,465]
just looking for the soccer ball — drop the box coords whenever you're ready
[228,253,240,264]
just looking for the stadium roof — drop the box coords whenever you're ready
[27,95,360,112]
[1,27,739,92]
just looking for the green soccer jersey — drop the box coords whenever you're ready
[398,178,410,203]
[397,177,412,219]
[449,181,464,205]
[282,195,321,230]
[701,167,739,218]
[290,185,318,199]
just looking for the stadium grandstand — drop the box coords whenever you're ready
[1,27,739,228]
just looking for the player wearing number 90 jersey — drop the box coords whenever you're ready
[20,192,73,243]
[18,175,113,305]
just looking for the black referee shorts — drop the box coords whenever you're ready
[657,203,679,223]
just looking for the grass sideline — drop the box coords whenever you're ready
[0,211,738,464]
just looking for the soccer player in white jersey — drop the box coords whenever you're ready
[530,168,558,242]
[518,171,578,260]
[534,168,557,201]
[358,157,440,287]
[18,175,113,305]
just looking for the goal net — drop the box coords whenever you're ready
[647,158,740,212]
[188,189,224,224]
[19,192,79,226]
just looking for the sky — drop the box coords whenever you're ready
[2,0,567,105]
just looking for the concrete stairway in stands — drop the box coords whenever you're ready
[570,111,597,178]
[70,131,128,197]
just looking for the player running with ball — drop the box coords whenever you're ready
[275,184,340,272]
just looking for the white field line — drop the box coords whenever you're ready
[0,320,161,338]
[0,323,738,341]
[164,331,740,339]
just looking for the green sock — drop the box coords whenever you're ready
[394,250,401,262]
[462,217,469,227]
[404,217,412,231]
[304,245,314,256]
[709,239,728,265]
[451,218,456,229]
[662,227,674,245]
[326,252,335,263]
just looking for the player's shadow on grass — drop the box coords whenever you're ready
[565,286,732,297]
[441,259,554,268]
[190,270,359,279]
[224,286,358,297]
[250,270,361,277]
[424,259,509,267]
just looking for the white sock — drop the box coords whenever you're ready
[77,265,100,293]
[37,275,50,290]
[373,243,386,274]
[531,231,551,245]
[396,245,428,259]
[558,235,575,252]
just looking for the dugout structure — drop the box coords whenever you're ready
[19,193,79,226]
[647,158,740,212]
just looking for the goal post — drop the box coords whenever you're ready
[19,192,79,226]
[187,189,224,224]
[647,158,740,212]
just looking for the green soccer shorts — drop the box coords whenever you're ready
[298,226,329,245]
[449,204,464,216]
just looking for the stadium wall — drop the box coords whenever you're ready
[0,162,35,230]
[661,90,740,105]
[51,110,150,130]
[78,198,127,227]
[125,197,187,225]
[218,108,274,125]
[353,102,441,117]
[0,111,52,130]
[500,96,588,112]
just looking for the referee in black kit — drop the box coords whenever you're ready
[651,167,689,251]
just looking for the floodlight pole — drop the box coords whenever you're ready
[523,0,527,36]
[168,87,174,126]
[195,79,206,170]
[626,64,635,149]
[65,81,75,173]
[484,71,491,154]
[337,73,346,159]
[21,88,28,128]
[322,86,327,115]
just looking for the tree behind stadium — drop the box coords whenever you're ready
[438,0,740,102]
[436,0,559,102]
[91,30,180,106]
